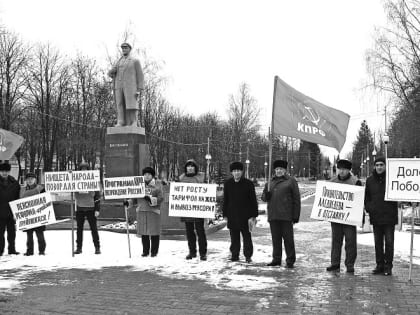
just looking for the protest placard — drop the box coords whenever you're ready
[385,158,420,202]
[44,170,101,193]
[103,176,145,199]
[169,182,217,219]
[310,180,365,227]
[9,192,56,231]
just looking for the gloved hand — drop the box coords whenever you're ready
[265,191,272,201]
[123,200,129,208]
[144,195,151,203]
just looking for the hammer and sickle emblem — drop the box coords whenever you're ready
[302,105,321,126]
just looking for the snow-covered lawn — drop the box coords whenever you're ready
[0,229,278,293]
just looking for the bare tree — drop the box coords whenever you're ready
[0,28,29,130]
[227,82,261,159]
[25,44,70,171]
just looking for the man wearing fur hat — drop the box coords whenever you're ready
[108,42,144,127]
[179,159,208,260]
[222,161,258,263]
[262,159,300,268]
[326,159,362,273]
[0,161,21,255]
[365,157,398,276]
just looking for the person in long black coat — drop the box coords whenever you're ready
[0,161,21,256]
[365,157,398,276]
[222,161,258,263]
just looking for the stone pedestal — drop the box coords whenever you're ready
[105,126,149,177]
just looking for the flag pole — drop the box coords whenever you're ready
[268,76,278,191]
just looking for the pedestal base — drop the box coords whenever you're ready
[105,126,149,177]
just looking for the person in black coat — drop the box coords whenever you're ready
[0,161,21,256]
[261,159,301,268]
[365,157,398,276]
[222,161,258,263]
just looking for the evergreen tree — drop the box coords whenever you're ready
[351,120,374,176]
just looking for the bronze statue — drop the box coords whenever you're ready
[108,43,144,127]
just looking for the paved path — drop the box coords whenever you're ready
[1,196,419,314]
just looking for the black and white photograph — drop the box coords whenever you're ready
[0,0,419,314]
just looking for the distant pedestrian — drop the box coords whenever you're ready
[179,159,208,261]
[365,157,398,276]
[21,172,46,256]
[326,159,362,273]
[135,167,163,257]
[74,162,101,255]
[222,161,258,263]
[0,161,20,256]
[262,159,300,268]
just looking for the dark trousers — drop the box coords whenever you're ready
[269,220,296,265]
[373,224,395,269]
[331,222,357,268]
[26,226,46,254]
[0,218,17,255]
[229,228,253,259]
[141,235,160,255]
[76,210,100,249]
[185,220,207,256]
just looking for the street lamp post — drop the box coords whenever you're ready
[205,153,211,184]
[366,156,370,176]
[383,134,389,160]
[363,159,366,178]
[245,159,250,179]
[264,161,268,182]
[205,137,211,184]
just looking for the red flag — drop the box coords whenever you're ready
[272,76,350,151]
[0,128,24,160]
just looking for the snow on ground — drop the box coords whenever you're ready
[0,229,279,294]
[358,225,420,265]
[1,215,418,294]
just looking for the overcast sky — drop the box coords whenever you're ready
[0,0,388,157]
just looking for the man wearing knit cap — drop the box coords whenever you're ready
[0,161,21,255]
[365,157,398,276]
[262,159,301,268]
[179,159,208,260]
[326,159,362,273]
[222,161,258,263]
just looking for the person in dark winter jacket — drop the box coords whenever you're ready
[326,159,362,274]
[365,157,398,276]
[179,159,208,260]
[135,167,163,257]
[74,162,101,255]
[21,172,47,256]
[222,161,258,263]
[0,161,21,256]
[261,159,300,268]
